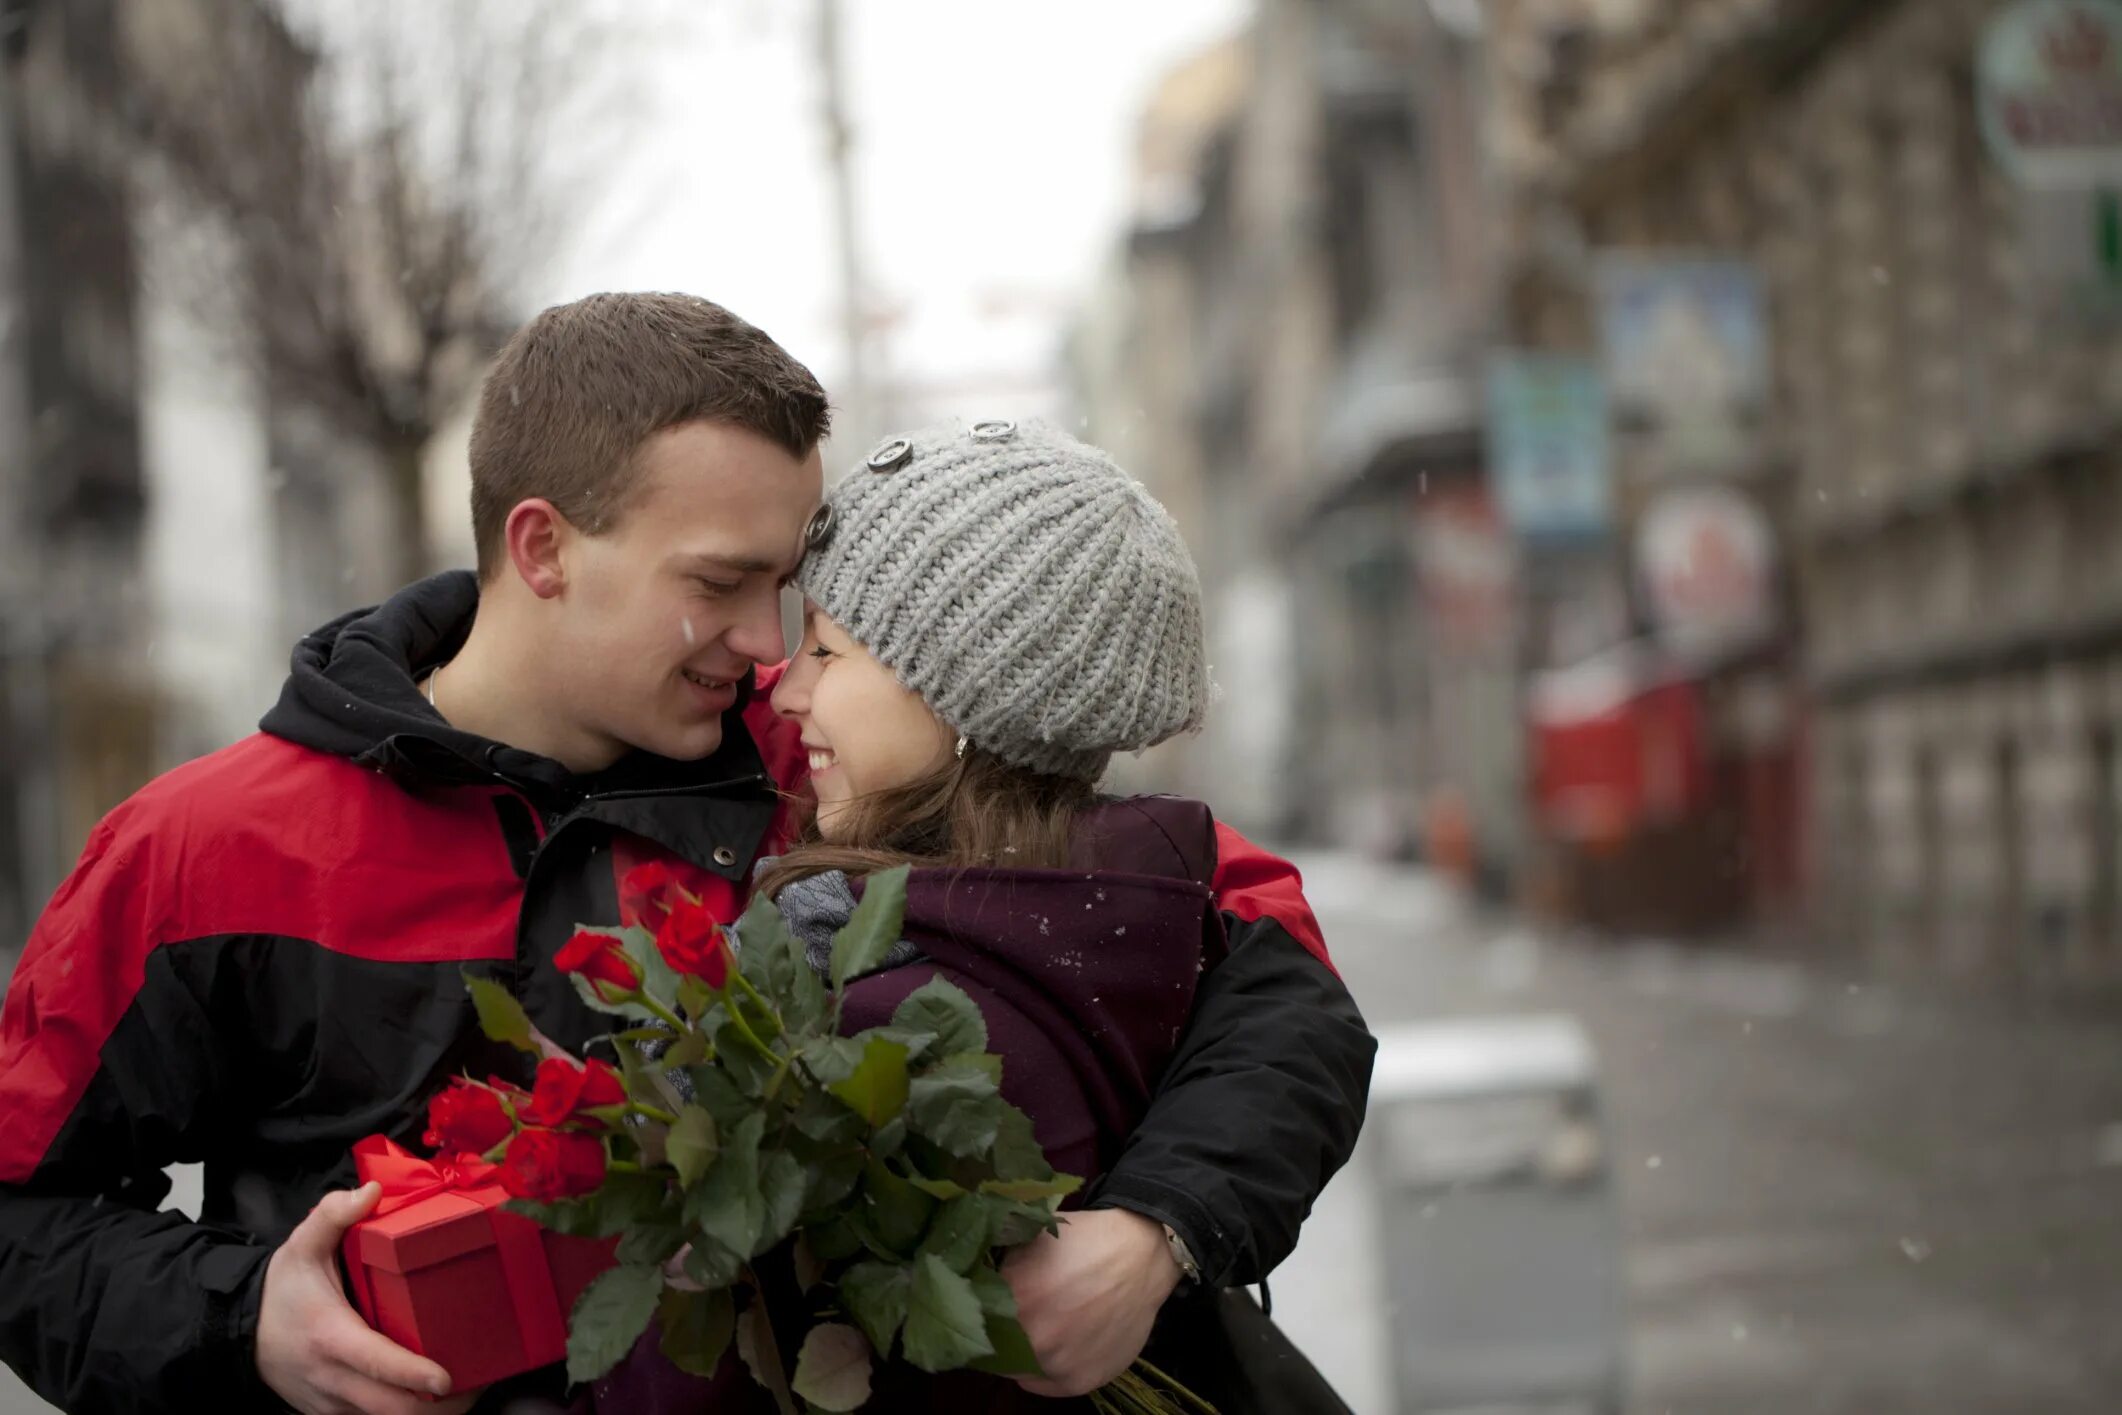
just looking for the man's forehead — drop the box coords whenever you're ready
[673,547,802,578]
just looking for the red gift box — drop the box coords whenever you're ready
[341,1135,618,1392]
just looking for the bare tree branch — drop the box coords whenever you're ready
[112,0,652,583]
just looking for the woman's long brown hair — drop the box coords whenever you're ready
[754,746,1098,900]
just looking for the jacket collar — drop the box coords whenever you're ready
[261,572,774,876]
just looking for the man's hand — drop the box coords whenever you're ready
[1001,1207,1182,1397]
[257,1182,480,1415]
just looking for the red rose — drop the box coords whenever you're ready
[655,897,731,988]
[619,860,688,932]
[521,1056,628,1128]
[423,1078,515,1156]
[498,1127,607,1201]
[554,930,643,1003]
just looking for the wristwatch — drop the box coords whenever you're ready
[1160,1222,1202,1285]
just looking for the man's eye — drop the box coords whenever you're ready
[695,578,741,596]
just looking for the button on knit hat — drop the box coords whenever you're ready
[794,418,1208,781]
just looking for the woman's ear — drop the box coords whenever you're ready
[504,499,570,599]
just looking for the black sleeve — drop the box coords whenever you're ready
[0,820,282,1415]
[0,1183,275,1414]
[1085,913,1376,1287]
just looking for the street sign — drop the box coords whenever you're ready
[1593,254,1769,478]
[1485,352,1611,543]
[1635,484,1776,661]
[1978,0,2122,189]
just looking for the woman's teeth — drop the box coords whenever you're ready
[808,749,836,772]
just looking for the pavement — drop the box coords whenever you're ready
[7,852,2122,1412]
[1269,853,2122,1413]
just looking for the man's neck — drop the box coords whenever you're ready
[430,597,621,775]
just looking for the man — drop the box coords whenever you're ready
[0,293,1372,1415]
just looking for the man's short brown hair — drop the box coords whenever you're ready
[468,292,831,578]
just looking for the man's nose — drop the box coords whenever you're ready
[726,590,787,668]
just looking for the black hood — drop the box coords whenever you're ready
[261,571,765,805]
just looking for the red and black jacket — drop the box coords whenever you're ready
[0,572,1374,1415]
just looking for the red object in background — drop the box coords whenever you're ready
[1530,658,1709,848]
[340,1136,616,1392]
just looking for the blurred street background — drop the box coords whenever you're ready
[6,0,2122,1409]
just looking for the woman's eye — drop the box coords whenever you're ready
[807,645,834,661]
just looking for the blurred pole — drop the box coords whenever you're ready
[0,55,57,946]
[817,0,871,448]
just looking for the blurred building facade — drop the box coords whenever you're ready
[1075,0,1525,879]
[1489,0,2122,985]
[0,0,400,941]
[1083,0,2122,989]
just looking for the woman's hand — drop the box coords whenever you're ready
[1001,1207,1181,1397]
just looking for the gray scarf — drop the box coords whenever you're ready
[765,863,924,978]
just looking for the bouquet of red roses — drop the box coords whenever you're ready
[435,864,1208,1414]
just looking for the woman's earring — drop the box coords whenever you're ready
[955,735,968,761]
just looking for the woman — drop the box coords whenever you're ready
[592,419,1342,1413]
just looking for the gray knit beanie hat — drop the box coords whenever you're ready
[793,417,1208,781]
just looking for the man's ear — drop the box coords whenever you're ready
[504,499,571,600]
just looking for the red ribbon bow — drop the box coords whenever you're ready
[351,1135,504,1215]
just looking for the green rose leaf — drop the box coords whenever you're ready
[918,1194,994,1274]
[800,1149,865,1213]
[944,1050,1004,1084]
[805,1214,867,1263]
[657,1285,735,1379]
[512,1170,670,1239]
[989,1105,1054,1181]
[684,1111,765,1257]
[791,1322,873,1413]
[907,1060,1004,1157]
[682,1235,744,1290]
[735,1302,793,1410]
[965,1266,1043,1377]
[666,1104,719,1188]
[676,973,715,1022]
[734,889,793,961]
[505,1197,602,1236]
[754,1148,807,1256]
[826,1036,911,1128]
[987,1198,1066,1249]
[901,1253,994,1373]
[659,1028,710,1072]
[565,1263,664,1384]
[891,978,989,1060]
[568,970,659,1024]
[790,1085,866,1147]
[616,923,688,1017]
[615,1222,687,1267]
[861,1158,937,1258]
[839,1258,911,1357]
[684,1063,753,1131]
[907,1174,967,1201]
[461,971,538,1054]
[830,864,911,990]
[874,1115,911,1161]
[977,1174,1084,1205]
[801,1035,867,1086]
[968,1264,1019,1319]
[968,1313,1045,1378]
[710,1010,784,1097]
